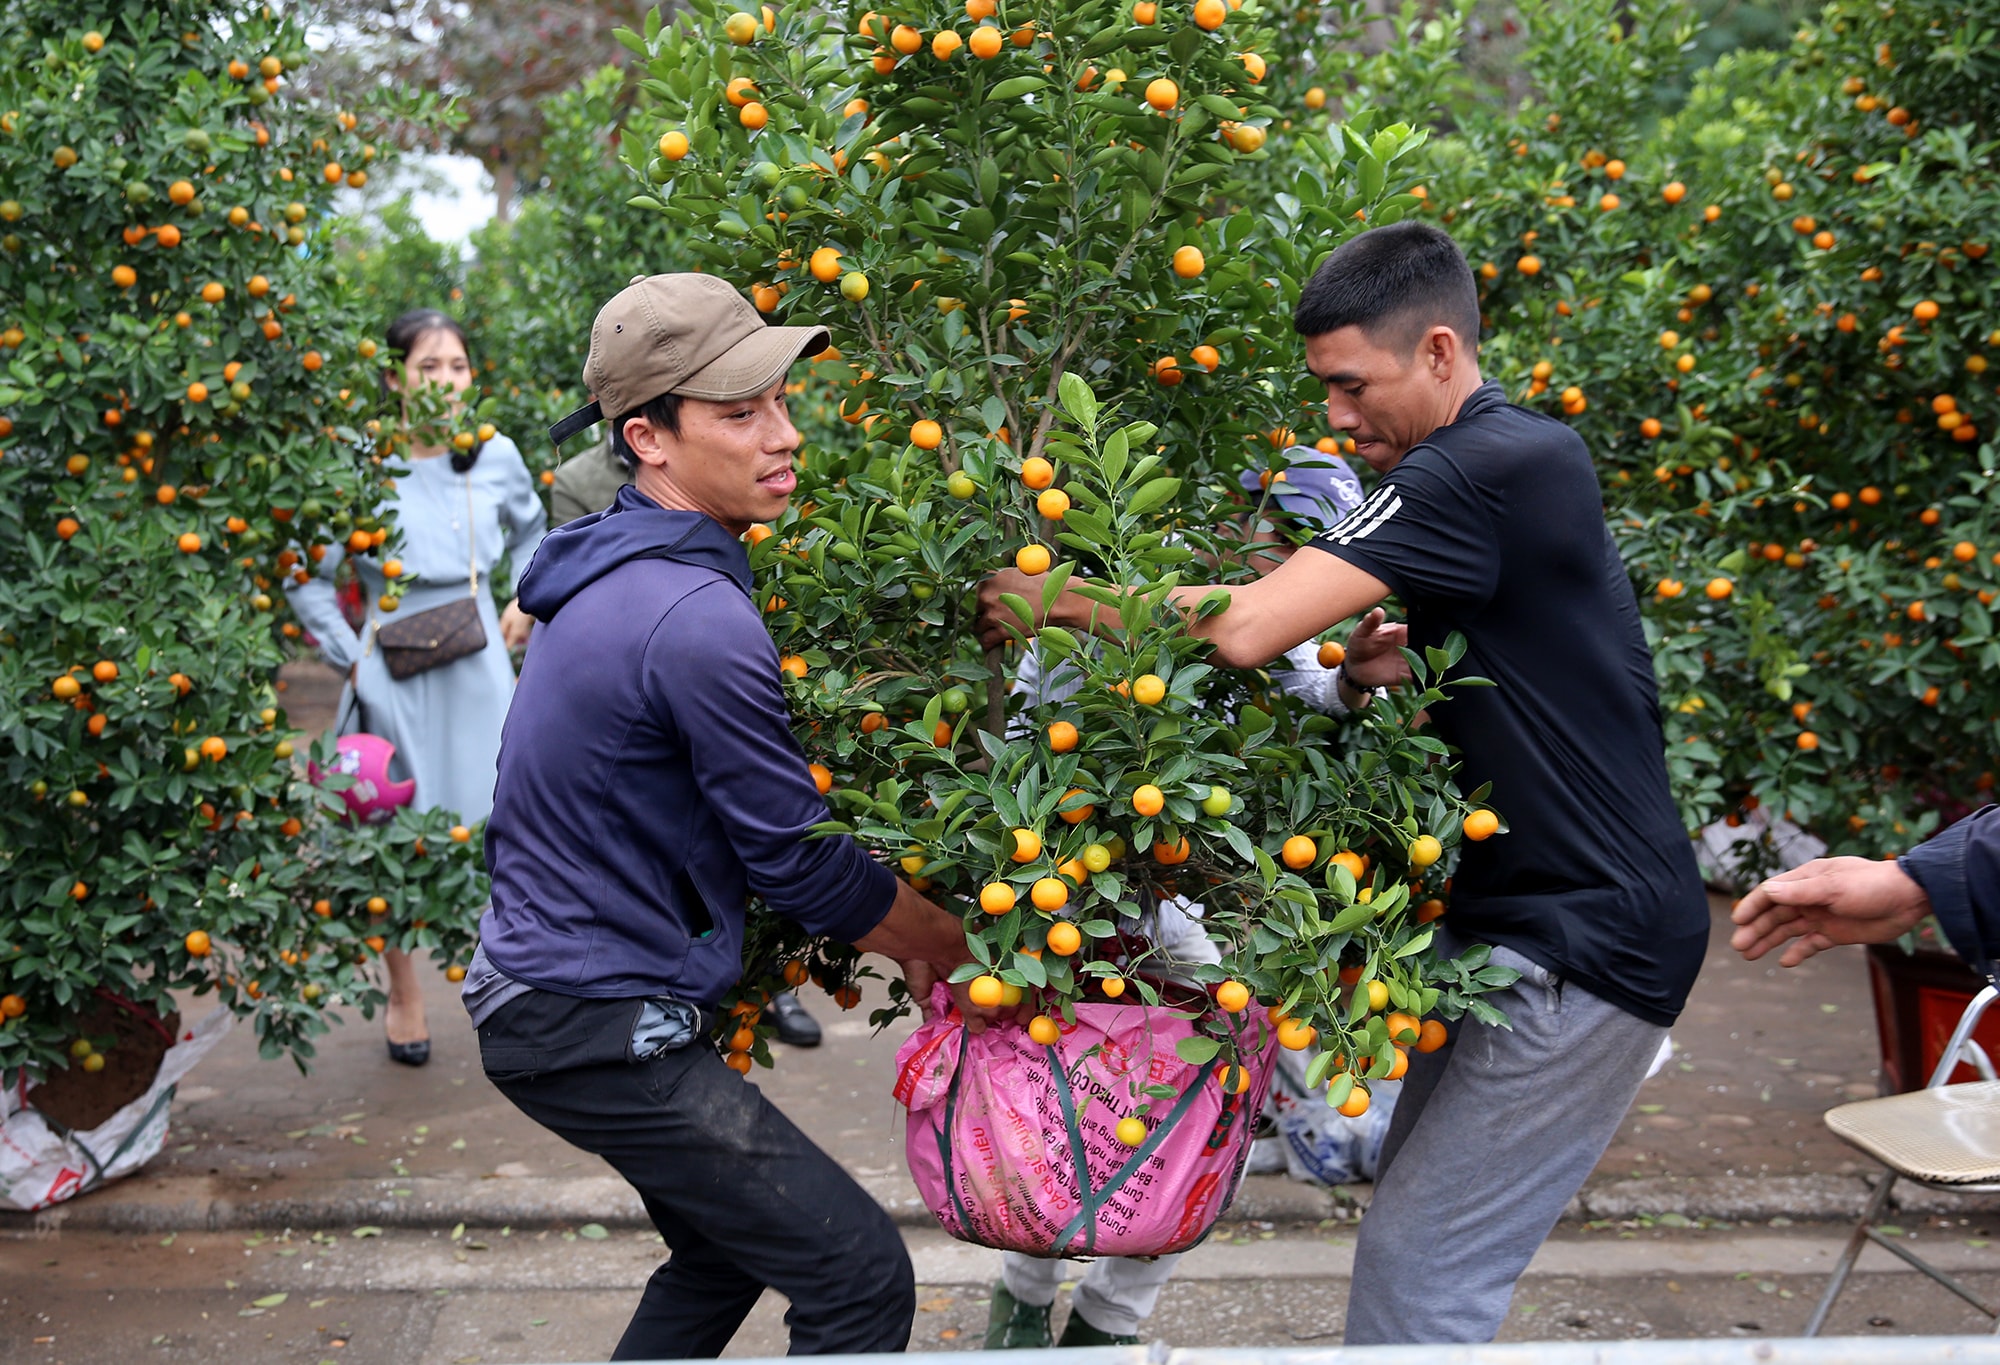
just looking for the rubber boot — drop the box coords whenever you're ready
[1057,1310,1141,1348]
[983,1281,1053,1349]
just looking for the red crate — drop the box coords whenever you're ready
[1867,943,2000,1093]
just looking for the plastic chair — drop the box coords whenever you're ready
[1805,983,2000,1335]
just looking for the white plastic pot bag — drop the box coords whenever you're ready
[0,1006,233,1211]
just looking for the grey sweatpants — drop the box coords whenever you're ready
[1002,1251,1179,1337]
[1343,941,1670,1345]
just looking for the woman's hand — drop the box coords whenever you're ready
[499,598,535,650]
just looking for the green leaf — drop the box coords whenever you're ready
[1357,155,1386,200]
[1078,28,1133,60]
[1124,476,1182,517]
[1175,1034,1221,1065]
[1102,428,1130,485]
[1041,560,1075,611]
[1393,928,1435,959]
[989,75,1049,100]
[998,592,1037,639]
[1058,509,1112,545]
[1057,373,1097,426]
[1038,625,1083,657]
[1326,899,1374,934]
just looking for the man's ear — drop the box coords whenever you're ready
[1423,325,1461,379]
[624,416,672,470]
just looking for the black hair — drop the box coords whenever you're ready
[607,391,684,472]
[1292,221,1481,359]
[384,308,483,473]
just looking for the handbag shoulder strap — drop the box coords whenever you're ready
[465,471,478,598]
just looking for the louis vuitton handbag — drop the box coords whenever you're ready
[373,473,489,680]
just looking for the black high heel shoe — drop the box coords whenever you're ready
[386,1037,431,1066]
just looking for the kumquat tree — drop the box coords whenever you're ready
[616,0,2000,1092]
[1414,0,1999,863]
[0,0,489,1093]
[622,0,1525,1108]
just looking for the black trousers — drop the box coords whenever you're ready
[479,990,915,1359]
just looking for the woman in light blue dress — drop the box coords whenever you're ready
[286,310,547,1064]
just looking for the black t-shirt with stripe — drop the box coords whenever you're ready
[1308,381,1707,1026]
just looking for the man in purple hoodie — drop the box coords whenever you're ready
[466,274,987,1360]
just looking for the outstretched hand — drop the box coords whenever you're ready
[1729,856,1932,968]
[974,568,1043,651]
[1342,608,1412,689]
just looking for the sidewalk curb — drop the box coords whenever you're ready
[11,1170,1998,1236]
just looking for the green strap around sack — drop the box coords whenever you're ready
[39,1083,179,1196]
[935,1016,1248,1255]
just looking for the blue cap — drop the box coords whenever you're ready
[1238,447,1366,531]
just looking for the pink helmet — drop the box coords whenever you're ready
[309,733,416,824]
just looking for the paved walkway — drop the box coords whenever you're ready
[9,661,1986,1235]
[19,1222,2000,1362]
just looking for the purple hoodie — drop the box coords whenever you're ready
[478,484,894,1004]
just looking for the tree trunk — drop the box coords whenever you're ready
[492,160,516,225]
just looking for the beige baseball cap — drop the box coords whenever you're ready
[548,273,829,446]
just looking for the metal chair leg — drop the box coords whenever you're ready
[1965,1039,2000,1084]
[1805,1171,1898,1337]
[1863,1225,2000,1318]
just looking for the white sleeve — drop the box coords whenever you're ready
[491,436,548,566]
[283,542,362,671]
[1013,643,1089,708]
[1272,643,1383,717]
[1272,642,1341,714]
[1143,895,1222,967]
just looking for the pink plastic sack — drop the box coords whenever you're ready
[308,732,416,824]
[893,983,1279,1257]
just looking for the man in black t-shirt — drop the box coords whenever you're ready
[977,221,1708,1344]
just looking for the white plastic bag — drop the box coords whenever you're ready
[1264,1048,1401,1186]
[0,1006,233,1211]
